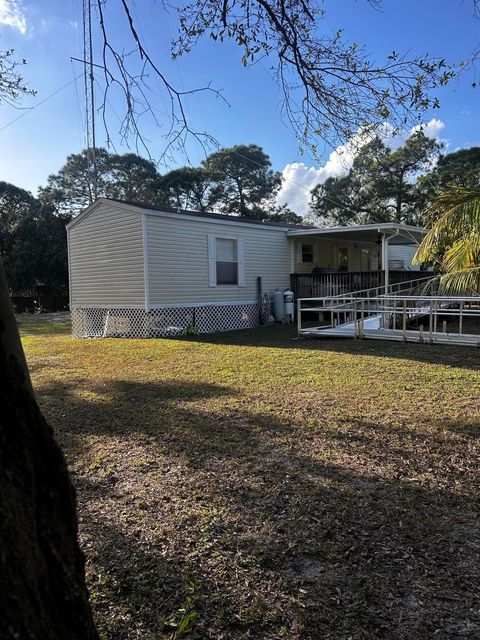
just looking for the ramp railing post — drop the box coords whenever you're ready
[360,299,365,339]
[429,301,433,343]
[402,299,407,340]
[459,301,464,335]
[353,299,358,339]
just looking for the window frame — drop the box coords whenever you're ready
[208,235,245,288]
[216,237,238,286]
[301,243,314,263]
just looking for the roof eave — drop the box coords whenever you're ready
[67,197,304,231]
[286,223,427,237]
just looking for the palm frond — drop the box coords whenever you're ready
[441,231,480,273]
[412,184,480,295]
[414,185,480,264]
[436,266,480,296]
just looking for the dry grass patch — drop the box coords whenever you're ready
[21,317,480,639]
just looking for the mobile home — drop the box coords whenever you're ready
[67,198,427,337]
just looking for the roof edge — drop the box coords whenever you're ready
[65,199,102,230]
[67,197,309,230]
[287,222,427,236]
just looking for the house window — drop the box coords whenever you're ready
[338,247,349,271]
[216,238,238,285]
[301,243,314,263]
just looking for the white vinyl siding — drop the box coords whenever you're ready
[237,239,245,287]
[295,240,335,271]
[349,245,378,271]
[388,244,421,271]
[68,202,145,307]
[146,215,290,306]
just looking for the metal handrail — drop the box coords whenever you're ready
[297,290,480,346]
[298,274,436,303]
[290,270,434,299]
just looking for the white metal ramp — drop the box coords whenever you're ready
[297,277,480,347]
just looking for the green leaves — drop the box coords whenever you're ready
[429,266,480,296]
[0,48,36,105]
[414,184,480,294]
[202,143,282,218]
[310,130,441,226]
[0,183,69,296]
[172,0,454,154]
[34,143,296,228]
[38,149,162,216]
[159,166,212,212]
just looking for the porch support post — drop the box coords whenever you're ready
[381,233,389,295]
[290,238,296,274]
[381,230,402,294]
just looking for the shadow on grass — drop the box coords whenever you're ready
[176,324,480,371]
[36,376,480,639]
[77,476,195,639]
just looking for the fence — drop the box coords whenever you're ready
[71,302,261,338]
[290,270,432,299]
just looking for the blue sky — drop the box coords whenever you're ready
[0,0,479,214]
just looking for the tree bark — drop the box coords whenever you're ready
[0,261,98,639]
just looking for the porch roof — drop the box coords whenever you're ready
[286,222,427,245]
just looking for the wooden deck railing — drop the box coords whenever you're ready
[290,271,432,299]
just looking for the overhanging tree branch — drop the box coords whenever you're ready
[170,0,454,153]
[89,1,456,159]
[94,0,229,161]
[0,48,36,107]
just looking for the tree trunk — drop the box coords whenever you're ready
[395,169,405,222]
[0,261,98,639]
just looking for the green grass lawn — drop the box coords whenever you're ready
[20,315,480,639]
[16,312,71,335]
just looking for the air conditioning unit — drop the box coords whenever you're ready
[389,259,405,270]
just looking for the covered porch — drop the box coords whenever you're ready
[287,223,430,298]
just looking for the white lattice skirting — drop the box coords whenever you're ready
[71,303,261,338]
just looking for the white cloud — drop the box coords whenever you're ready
[278,163,327,216]
[0,0,26,34]
[277,130,370,216]
[278,119,446,216]
[410,118,445,140]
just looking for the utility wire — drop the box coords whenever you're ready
[0,78,433,224]
[0,74,83,134]
[220,134,439,223]
[71,60,86,150]
[214,143,367,220]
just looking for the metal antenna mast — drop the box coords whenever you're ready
[83,0,97,201]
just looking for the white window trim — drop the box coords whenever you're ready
[208,235,217,287]
[208,235,245,288]
[300,241,314,263]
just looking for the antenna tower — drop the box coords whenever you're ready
[83,0,97,201]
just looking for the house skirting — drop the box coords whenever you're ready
[71,302,261,338]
